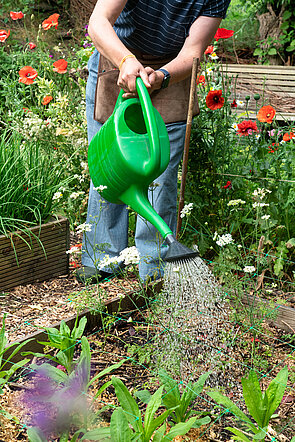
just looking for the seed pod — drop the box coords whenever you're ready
[254,93,260,100]
[245,95,250,101]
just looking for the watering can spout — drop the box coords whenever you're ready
[165,234,199,262]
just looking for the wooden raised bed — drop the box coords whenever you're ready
[222,64,295,121]
[5,280,162,364]
[0,217,69,291]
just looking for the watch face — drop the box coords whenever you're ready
[159,69,170,89]
[162,75,170,89]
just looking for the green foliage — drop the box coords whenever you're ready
[0,130,71,235]
[27,337,126,441]
[0,315,32,394]
[207,366,289,441]
[136,369,211,428]
[185,59,295,280]
[111,376,198,441]
[23,316,87,373]
[0,13,91,229]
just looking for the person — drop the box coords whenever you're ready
[77,0,231,283]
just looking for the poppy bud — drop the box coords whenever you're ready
[254,94,260,101]
[245,95,250,101]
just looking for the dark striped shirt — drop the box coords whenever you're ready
[114,0,231,56]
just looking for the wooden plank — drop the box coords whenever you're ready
[241,294,295,333]
[222,64,295,73]
[0,257,69,289]
[0,217,69,291]
[4,280,163,364]
[0,240,68,271]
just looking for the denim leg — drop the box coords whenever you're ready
[135,121,186,280]
[82,50,129,271]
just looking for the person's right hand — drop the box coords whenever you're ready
[118,57,151,98]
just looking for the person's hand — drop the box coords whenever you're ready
[146,67,165,94]
[118,57,151,98]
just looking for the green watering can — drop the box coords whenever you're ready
[88,78,197,262]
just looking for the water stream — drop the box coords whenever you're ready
[154,255,231,384]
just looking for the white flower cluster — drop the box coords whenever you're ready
[52,191,63,201]
[253,188,272,199]
[76,223,92,234]
[214,232,234,247]
[73,174,85,184]
[119,246,140,265]
[22,112,48,138]
[253,202,269,208]
[261,214,270,220]
[180,203,194,218]
[94,185,107,192]
[70,191,84,200]
[98,254,120,270]
[227,199,246,206]
[243,266,256,273]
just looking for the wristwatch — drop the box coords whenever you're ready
[157,68,171,89]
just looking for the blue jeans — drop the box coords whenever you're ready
[82,50,186,281]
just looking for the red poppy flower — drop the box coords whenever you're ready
[206,89,224,110]
[205,45,214,55]
[237,120,258,136]
[268,142,279,153]
[214,28,234,41]
[42,13,60,31]
[53,58,68,74]
[197,75,206,85]
[0,29,10,42]
[29,42,36,50]
[223,181,232,189]
[19,66,38,84]
[257,105,276,123]
[10,11,24,20]
[231,99,237,108]
[282,131,294,142]
[42,95,53,105]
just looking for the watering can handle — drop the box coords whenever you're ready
[115,78,160,172]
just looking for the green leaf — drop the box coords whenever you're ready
[92,380,112,400]
[144,386,164,438]
[252,427,268,439]
[145,409,172,441]
[164,417,198,439]
[80,427,111,440]
[30,363,68,383]
[134,389,152,404]
[112,377,142,434]
[241,370,264,427]
[263,366,288,425]
[152,423,166,442]
[282,10,292,20]
[207,390,256,431]
[73,316,87,339]
[267,48,277,55]
[226,427,251,441]
[87,358,127,388]
[1,338,33,369]
[110,408,132,442]
[253,48,263,56]
[191,416,211,428]
[27,427,47,442]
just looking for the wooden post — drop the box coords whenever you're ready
[176,57,199,239]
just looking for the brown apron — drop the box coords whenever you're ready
[94,51,199,124]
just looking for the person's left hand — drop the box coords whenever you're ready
[146,67,165,94]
